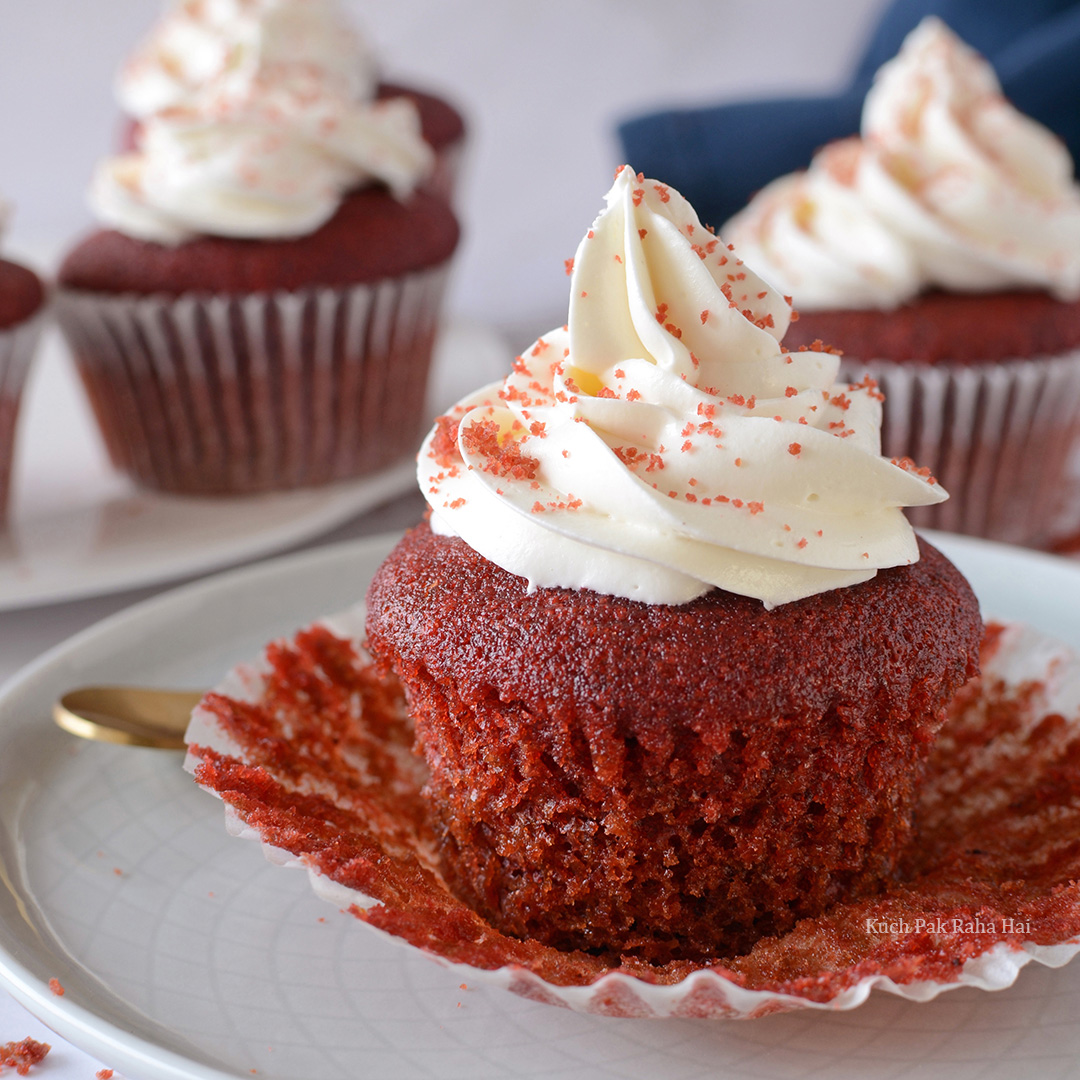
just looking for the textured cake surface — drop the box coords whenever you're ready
[784,290,1080,364]
[365,523,982,962]
[58,186,459,296]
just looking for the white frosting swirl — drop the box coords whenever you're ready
[725,17,1080,309]
[420,168,945,608]
[93,0,433,243]
[117,0,376,117]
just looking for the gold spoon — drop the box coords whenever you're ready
[53,686,206,750]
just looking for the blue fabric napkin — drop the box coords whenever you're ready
[618,0,1080,231]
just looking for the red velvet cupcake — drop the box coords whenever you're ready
[724,20,1080,547]
[0,215,46,520]
[365,168,981,963]
[56,0,460,495]
[367,524,979,962]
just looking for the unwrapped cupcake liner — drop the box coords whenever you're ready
[54,265,450,495]
[0,311,44,521]
[839,349,1080,547]
[185,610,1080,1020]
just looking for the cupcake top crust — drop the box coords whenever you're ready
[723,17,1080,310]
[92,0,435,244]
[420,167,945,609]
[0,199,45,330]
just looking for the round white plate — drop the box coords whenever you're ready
[1,531,1079,1080]
[0,319,507,612]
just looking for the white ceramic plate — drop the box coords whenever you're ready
[0,319,507,612]
[1,531,1080,1080]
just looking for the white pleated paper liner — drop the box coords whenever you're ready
[184,609,1080,1020]
[54,264,450,495]
[839,349,1080,548]
[0,309,45,520]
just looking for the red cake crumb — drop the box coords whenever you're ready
[0,1039,49,1076]
[48,978,64,996]
[96,1070,114,1079]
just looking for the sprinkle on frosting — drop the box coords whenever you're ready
[724,17,1080,308]
[92,0,433,243]
[418,169,945,608]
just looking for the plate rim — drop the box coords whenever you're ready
[0,461,415,614]
[0,531,402,1080]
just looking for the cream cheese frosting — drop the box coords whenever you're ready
[420,168,945,608]
[725,17,1080,309]
[116,0,376,117]
[92,0,433,243]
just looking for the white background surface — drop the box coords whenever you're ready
[0,0,888,346]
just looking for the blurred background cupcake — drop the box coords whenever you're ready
[55,0,461,495]
[113,0,466,204]
[720,18,1080,547]
[0,198,46,522]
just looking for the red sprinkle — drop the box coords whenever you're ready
[47,979,64,997]
[430,414,462,468]
[461,420,540,481]
[850,373,886,402]
[788,443,802,456]
[892,456,938,485]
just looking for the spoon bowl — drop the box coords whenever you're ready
[54,686,205,749]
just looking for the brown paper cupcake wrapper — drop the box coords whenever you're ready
[839,350,1080,547]
[54,265,450,495]
[0,311,45,520]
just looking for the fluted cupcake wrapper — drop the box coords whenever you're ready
[839,350,1080,548]
[54,265,450,496]
[0,311,45,521]
[185,611,1080,1019]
